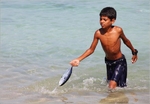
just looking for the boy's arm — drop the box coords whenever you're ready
[119,28,138,63]
[70,31,99,66]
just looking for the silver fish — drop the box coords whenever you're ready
[59,67,73,86]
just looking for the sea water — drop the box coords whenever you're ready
[0,0,150,104]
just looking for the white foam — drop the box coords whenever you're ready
[83,77,97,87]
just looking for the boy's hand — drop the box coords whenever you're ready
[131,55,138,64]
[70,59,80,67]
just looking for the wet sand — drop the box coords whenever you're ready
[100,91,129,104]
[23,89,149,104]
[62,90,149,104]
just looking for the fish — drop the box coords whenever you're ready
[59,67,73,86]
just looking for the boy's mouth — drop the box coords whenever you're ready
[101,24,105,28]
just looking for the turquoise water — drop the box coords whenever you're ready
[0,0,150,103]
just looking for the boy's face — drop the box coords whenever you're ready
[100,16,115,29]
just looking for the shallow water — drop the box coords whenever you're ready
[0,0,150,103]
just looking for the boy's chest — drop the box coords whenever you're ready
[99,33,120,45]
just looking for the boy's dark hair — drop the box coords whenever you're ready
[99,7,117,20]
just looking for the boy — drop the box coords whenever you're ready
[70,7,138,90]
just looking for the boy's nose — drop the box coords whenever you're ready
[100,20,104,24]
[100,21,104,25]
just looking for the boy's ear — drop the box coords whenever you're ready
[111,19,116,24]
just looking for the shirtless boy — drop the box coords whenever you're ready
[70,7,138,90]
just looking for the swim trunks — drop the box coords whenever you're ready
[105,54,127,87]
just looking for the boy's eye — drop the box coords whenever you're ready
[100,19,107,21]
[104,19,107,21]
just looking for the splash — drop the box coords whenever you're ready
[83,77,97,87]
[51,86,59,94]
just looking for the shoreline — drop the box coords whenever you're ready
[25,89,150,104]
[0,84,149,104]
[59,89,149,104]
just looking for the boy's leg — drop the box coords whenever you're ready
[109,80,117,89]
[109,63,126,89]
